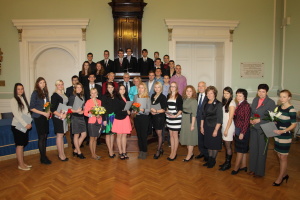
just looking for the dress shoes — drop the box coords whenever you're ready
[195,154,204,159]
[18,166,30,171]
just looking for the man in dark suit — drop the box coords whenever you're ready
[163,54,170,70]
[87,52,96,74]
[100,50,114,75]
[114,49,129,73]
[84,74,102,101]
[66,75,79,98]
[118,72,134,95]
[166,60,176,78]
[137,49,154,76]
[195,81,209,161]
[125,48,138,72]
[154,58,166,76]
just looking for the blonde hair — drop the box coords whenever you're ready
[54,79,64,94]
[154,81,163,94]
[133,77,141,82]
[138,82,149,98]
[90,88,98,95]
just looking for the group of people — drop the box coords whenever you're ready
[10,50,297,187]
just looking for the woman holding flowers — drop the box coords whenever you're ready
[102,82,117,158]
[133,82,151,159]
[150,82,167,159]
[272,90,296,186]
[68,83,86,159]
[165,82,183,161]
[249,84,276,177]
[30,77,51,164]
[112,85,132,160]
[84,88,105,160]
[51,80,69,161]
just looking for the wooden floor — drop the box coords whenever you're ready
[1,134,300,200]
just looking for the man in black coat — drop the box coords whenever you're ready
[84,74,102,101]
[125,48,138,72]
[114,49,129,73]
[87,52,96,74]
[195,81,209,161]
[66,75,79,98]
[137,49,154,76]
[99,50,114,75]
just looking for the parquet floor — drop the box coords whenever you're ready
[1,134,300,200]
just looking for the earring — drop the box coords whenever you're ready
[90,96,91,98]
[96,96,98,98]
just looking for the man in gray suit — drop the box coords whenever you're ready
[146,71,155,97]
[195,81,209,161]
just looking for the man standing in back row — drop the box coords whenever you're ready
[170,65,187,95]
[138,49,154,76]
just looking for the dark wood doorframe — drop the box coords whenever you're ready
[109,0,147,58]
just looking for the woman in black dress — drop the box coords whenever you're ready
[102,82,117,158]
[11,83,32,170]
[79,61,91,87]
[150,82,167,159]
[68,83,86,159]
[200,86,223,168]
[30,77,51,164]
[51,80,69,161]
[94,62,107,85]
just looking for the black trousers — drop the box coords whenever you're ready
[197,117,208,157]
[134,115,150,152]
[33,115,49,160]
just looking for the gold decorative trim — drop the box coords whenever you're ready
[168,28,173,41]
[82,28,86,41]
[17,29,23,42]
[229,30,234,42]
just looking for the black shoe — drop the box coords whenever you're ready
[203,156,211,166]
[195,154,204,159]
[183,154,194,162]
[123,153,129,159]
[219,155,232,171]
[207,157,216,168]
[167,155,177,161]
[77,153,86,159]
[239,167,247,172]
[109,153,116,158]
[73,152,78,157]
[203,156,209,162]
[273,175,289,186]
[153,150,161,159]
[58,156,69,162]
[119,153,125,160]
[231,170,239,175]
[40,158,51,165]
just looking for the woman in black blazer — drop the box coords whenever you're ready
[201,86,223,168]
[150,82,167,159]
[111,85,132,159]
[51,80,69,161]
[79,61,91,87]
[30,77,51,164]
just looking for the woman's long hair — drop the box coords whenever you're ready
[81,61,91,76]
[182,85,197,99]
[105,82,117,99]
[95,62,105,76]
[73,82,84,98]
[222,87,233,113]
[116,84,129,101]
[138,82,149,98]
[34,77,49,99]
[14,83,30,113]
[167,81,179,100]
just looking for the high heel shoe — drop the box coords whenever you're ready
[239,167,247,172]
[58,156,69,162]
[273,175,289,186]
[167,154,177,161]
[109,153,116,158]
[231,170,239,175]
[123,153,129,159]
[73,152,78,157]
[183,154,194,162]
[153,150,161,159]
[77,153,86,159]
[119,153,125,160]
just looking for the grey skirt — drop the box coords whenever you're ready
[88,121,102,138]
[71,115,86,134]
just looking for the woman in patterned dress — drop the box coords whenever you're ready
[272,90,297,186]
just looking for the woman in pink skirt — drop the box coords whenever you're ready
[112,84,132,160]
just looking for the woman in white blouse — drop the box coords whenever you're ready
[10,83,32,170]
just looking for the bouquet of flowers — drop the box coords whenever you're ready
[262,107,282,154]
[90,106,106,118]
[66,109,73,124]
[250,114,260,127]
[44,102,52,120]
[131,102,141,117]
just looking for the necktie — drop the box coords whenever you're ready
[105,60,108,66]
[198,94,203,109]
[125,82,128,93]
